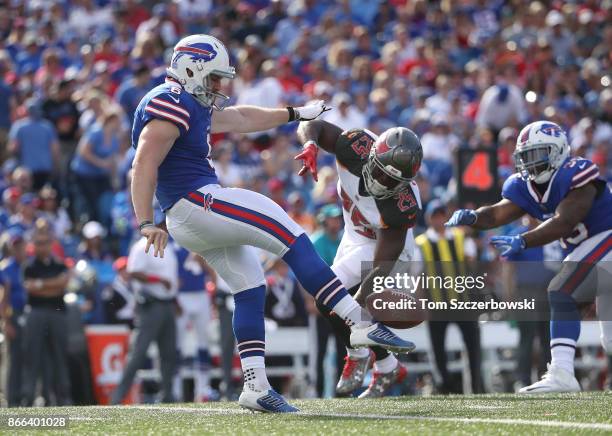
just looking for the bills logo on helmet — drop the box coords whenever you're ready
[172,43,218,68]
[519,127,531,144]
[537,123,563,138]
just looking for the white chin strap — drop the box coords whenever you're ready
[368,180,390,198]
[533,169,554,184]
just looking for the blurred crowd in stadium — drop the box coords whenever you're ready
[0,0,610,405]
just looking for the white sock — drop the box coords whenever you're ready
[241,356,271,392]
[373,354,398,374]
[550,339,576,374]
[347,347,369,359]
[195,369,211,398]
[332,295,372,326]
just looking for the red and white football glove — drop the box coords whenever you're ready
[295,141,319,182]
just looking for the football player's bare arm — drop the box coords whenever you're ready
[354,226,408,306]
[473,199,525,230]
[132,119,178,257]
[211,106,290,134]
[522,183,597,249]
[296,120,343,154]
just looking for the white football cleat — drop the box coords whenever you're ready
[238,386,298,413]
[350,322,415,354]
[518,364,581,394]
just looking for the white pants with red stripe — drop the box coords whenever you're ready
[548,229,612,353]
[166,184,304,294]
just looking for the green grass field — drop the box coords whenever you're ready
[1,393,611,435]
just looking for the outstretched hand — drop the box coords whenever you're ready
[295,142,319,182]
[490,234,526,258]
[445,209,477,227]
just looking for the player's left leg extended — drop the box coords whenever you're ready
[519,230,612,394]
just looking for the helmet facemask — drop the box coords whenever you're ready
[190,68,235,110]
[362,153,413,200]
[514,143,557,184]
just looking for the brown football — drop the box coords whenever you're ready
[365,289,426,329]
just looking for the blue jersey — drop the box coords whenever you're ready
[502,157,612,254]
[0,258,26,312]
[132,80,218,211]
[174,243,207,293]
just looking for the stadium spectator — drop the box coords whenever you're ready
[110,235,178,405]
[101,256,135,327]
[70,111,121,225]
[41,79,81,147]
[0,228,27,407]
[115,64,152,126]
[7,98,59,190]
[475,80,526,135]
[325,93,366,131]
[21,227,72,406]
[38,185,71,239]
[420,114,459,189]
[0,54,14,155]
[287,192,316,234]
[214,143,244,188]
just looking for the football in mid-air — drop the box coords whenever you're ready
[365,289,426,329]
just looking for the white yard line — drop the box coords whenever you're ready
[122,405,612,431]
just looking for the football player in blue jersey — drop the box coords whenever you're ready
[130,34,416,412]
[446,120,612,393]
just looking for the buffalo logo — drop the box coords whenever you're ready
[203,193,214,212]
[519,127,531,144]
[397,191,416,212]
[172,43,218,68]
[537,123,563,138]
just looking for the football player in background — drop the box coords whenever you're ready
[173,243,217,402]
[296,119,423,397]
[446,120,612,393]
[130,34,416,413]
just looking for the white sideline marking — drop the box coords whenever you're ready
[123,405,612,431]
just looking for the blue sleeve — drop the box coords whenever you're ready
[556,158,601,196]
[501,174,531,213]
[142,91,191,136]
[8,122,20,142]
[84,129,103,155]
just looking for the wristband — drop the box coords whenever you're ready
[287,106,300,122]
[303,140,317,149]
[139,220,154,231]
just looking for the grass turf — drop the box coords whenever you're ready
[1,392,611,435]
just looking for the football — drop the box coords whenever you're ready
[365,289,427,329]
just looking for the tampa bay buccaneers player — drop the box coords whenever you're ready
[296,120,423,398]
